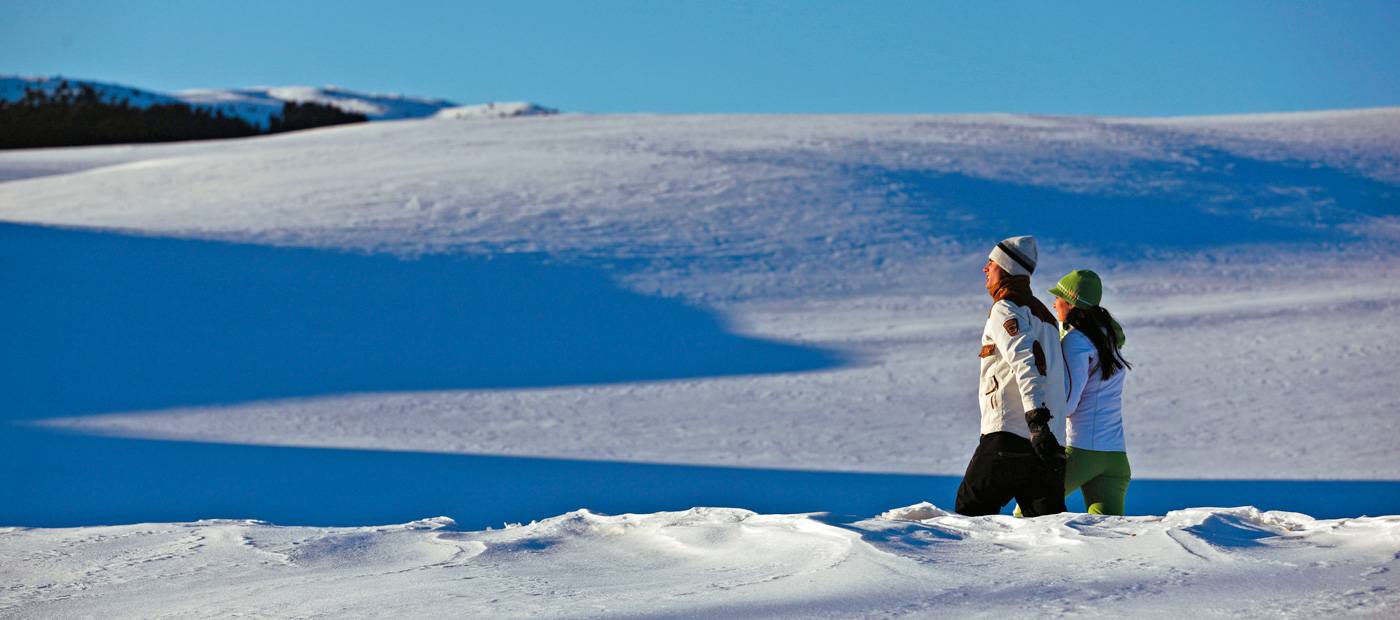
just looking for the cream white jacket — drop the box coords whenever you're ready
[1062,328,1127,452]
[978,299,1068,440]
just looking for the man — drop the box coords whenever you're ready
[955,235,1069,517]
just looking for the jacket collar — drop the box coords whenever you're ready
[991,275,1057,325]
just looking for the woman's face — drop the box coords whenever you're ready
[1053,297,1073,323]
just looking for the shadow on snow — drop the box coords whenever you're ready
[869,148,1400,250]
[4,426,1397,528]
[5,151,1398,528]
[0,223,843,421]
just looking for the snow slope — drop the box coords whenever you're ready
[2,108,1399,616]
[1,111,1397,482]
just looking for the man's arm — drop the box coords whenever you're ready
[990,301,1066,470]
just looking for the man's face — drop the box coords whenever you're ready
[983,259,1006,294]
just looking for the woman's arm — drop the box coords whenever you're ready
[1062,329,1094,418]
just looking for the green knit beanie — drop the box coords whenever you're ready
[1050,269,1126,347]
[1048,269,1102,309]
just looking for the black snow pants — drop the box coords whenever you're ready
[955,431,1066,517]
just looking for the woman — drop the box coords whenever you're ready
[1049,269,1131,515]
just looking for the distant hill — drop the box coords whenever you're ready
[174,85,459,128]
[1,75,556,129]
[0,80,367,149]
[434,102,560,119]
[0,76,560,149]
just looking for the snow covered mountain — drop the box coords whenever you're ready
[433,101,560,119]
[1,107,1398,616]
[0,74,187,108]
[0,75,555,128]
[174,84,459,127]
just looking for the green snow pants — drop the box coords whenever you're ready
[1064,447,1131,515]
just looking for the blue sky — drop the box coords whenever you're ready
[4,0,1398,115]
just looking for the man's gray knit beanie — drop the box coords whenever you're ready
[989,235,1038,277]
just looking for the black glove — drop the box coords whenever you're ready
[1025,408,1067,474]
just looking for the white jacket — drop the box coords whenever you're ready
[1062,328,1127,452]
[978,299,1068,440]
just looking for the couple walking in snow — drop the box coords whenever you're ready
[955,236,1132,517]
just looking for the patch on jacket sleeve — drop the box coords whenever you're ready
[1003,318,1020,337]
[980,344,996,358]
[1032,341,1047,376]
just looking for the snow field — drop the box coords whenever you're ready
[3,108,1400,617]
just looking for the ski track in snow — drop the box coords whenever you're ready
[3,109,1400,617]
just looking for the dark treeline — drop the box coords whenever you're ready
[269,100,368,134]
[0,82,369,149]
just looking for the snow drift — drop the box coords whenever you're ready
[3,505,1396,617]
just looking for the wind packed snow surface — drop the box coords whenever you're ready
[2,108,1400,617]
[3,506,1398,618]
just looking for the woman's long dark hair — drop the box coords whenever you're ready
[1066,305,1130,380]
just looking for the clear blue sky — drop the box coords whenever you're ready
[4,0,1398,115]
